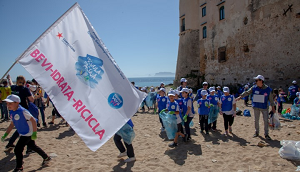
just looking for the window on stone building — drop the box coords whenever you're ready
[202,7,206,17]
[218,46,226,62]
[181,18,185,32]
[203,26,207,39]
[219,6,225,20]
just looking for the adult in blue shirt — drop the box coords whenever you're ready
[237,75,275,140]
[288,80,299,101]
[194,82,210,101]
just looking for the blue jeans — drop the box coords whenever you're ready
[2,101,9,119]
[39,106,45,124]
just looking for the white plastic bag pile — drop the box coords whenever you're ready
[278,140,300,160]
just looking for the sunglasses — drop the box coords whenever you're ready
[255,79,262,82]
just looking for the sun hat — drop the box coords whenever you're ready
[253,75,264,81]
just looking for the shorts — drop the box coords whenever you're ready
[177,123,183,132]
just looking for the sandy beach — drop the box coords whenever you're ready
[0,100,299,172]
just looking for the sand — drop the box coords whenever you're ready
[0,100,300,172]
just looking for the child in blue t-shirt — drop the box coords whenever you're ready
[219,87,236,136]
[166,91,186,147]
[181,88,195,140]
[207,87,220,131]
[197,90,210,134]
[156,88,168,131]
[1,95,51,172]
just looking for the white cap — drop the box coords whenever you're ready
[180,78,187,82]
[159,88,166,93]
[296,92,300,96]
[253,75,264,81]
[209,87,215,92]
[189,88,193,93]
[202,82,208,85]
[223,87,230,93]
[4,95,21,103]
[141,87,146,91]
[160,82,165,85]
[174,90,180,95]
[168,90,176,96]
[181,88,189,93]
[201,90,208,96]
[292,80,297,84]
[245,85,249,88]
[217,86,221,89]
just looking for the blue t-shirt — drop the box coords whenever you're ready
[10,105,34,136]
[167,101,179,112]
[207,94,219,106]
[175,98,183,111]
[197,98,210,115]
[289,85,299,96]
[220,95,234,112]
[251,85,271,109]
[195,88,210,101]
[156,96,168,111]
[217,90,223,98]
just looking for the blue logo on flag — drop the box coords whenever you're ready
[75,54,104,88]
[108,93,123,109]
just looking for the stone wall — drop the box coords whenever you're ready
[176,0,300,90]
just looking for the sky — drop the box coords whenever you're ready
[0,0,179,81]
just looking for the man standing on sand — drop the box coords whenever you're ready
[236,75,275,140]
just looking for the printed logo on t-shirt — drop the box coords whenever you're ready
[222,97,225,101]
[162,98,166,102]
[171,105,175,110]
[208,97,212,100]
[215,97,218,101]
[14,114,20,121]
[199,102,202,105]
[228,98,232,101]
[264,93,268,97]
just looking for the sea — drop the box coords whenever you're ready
[128,77,175,87]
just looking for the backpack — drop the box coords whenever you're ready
[243,109,251,117]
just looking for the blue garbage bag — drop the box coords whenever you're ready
[140,100,145,108]
[116,123,135,145]
[159,111,177,140]
[243,109,251,117]
[189,120,194,127]
[145,92,156,107]
[208,106,219,124]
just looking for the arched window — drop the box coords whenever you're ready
[220,6,225,20]
[203,26,207,39]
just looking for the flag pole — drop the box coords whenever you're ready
[0,2,79,83]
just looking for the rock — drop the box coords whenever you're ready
[144,134,150,137]
[212,159,217,163]
[49,153,57,157]
[288,124,296,128]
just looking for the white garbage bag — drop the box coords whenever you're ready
[278,140,300,160]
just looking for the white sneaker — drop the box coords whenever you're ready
[124,157,136,163]
[117,151,127,158]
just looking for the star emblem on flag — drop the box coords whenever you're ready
[56,32,63,39]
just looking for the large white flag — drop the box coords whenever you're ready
[17,3,146,151]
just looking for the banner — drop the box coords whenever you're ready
[17,3,146,151]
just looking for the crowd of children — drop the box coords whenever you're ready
[1,74,300,171]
